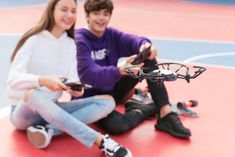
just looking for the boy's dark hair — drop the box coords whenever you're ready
[84,0,114,15]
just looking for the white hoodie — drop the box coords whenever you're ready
[7,30,78,104]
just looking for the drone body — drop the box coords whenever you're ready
[152,69,178,81]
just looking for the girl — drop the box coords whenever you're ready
[7,0,132,156]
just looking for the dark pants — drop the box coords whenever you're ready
[96,59,170,134]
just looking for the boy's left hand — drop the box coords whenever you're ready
[139,42,158,60]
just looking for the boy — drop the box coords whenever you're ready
[75,0,191,138]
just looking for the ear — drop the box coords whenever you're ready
[85,13,89,23]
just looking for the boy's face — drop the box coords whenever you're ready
[86,9,111,37]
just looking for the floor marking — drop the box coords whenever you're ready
[183,52,235,63]
[150,37,235,44]
[159,58,235,70]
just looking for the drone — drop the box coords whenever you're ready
[124,62,206,84]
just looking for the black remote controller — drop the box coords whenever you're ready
[131,45,152,65]
[61,78,92,91]
[65,82,83,91]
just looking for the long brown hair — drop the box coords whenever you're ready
[11,0,77,62]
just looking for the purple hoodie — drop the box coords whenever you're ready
[75,27,151,97]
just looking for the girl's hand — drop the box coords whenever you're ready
[139,42,158,60]
[69,88,84,97]
[39,76,69,92]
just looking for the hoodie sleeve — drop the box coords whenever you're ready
[7,37,40,91]
[112,28,151,57]
[76,42,121,90]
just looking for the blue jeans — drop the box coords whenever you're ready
[10,89,115,148]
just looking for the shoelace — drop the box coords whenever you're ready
[167,113,183,127]
[102,136,121,156]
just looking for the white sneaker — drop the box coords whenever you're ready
[100,134,132,157]
[26,125,54,149]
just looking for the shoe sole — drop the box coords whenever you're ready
[155,124,191,139]
[113,147,132,157]
[27,127,50,149]
[125,149,133,157]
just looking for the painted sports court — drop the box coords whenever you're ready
[0,0,235,157]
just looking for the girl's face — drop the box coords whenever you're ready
[53,0,77,34]
[86,9,111,37]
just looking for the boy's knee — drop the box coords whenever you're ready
[96,95,115,103]
[96,95,116,111]
[108,123,130,135]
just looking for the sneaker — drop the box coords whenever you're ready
[125,100,157,119]
[130,88,153,104]
[100,135,132,157]
[155,112,191,138]
[27,125,54,149]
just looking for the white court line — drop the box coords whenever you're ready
[183,52,235,63]
[159,58,235,70]
[150,37,235,69]
[1,34,235,45]
[0,106,10,119]
[150,37,235,45]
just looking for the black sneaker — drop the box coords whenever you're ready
[125,101,157,119]
[100,135,132,157]
[155,112,191,138]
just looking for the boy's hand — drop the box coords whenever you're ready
[139,42,158,60]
